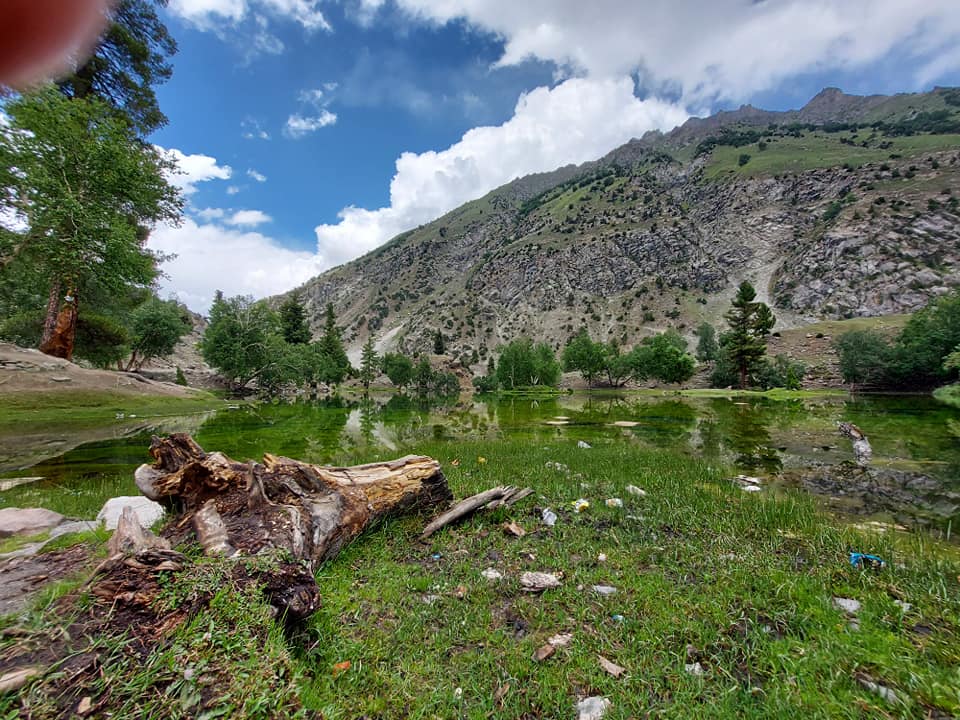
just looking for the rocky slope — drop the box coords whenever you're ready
[284,87,960,369]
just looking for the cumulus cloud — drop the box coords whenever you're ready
[247,169,267,182]
[314,76,688,266]
[226,185,241,195]
[195,207,226,221]
[241,117,271,140]
[386,0,960,102]
[169,0,329,30]
[160,147,233,195]
[225,209,273,226]
[149,217,323,313]
[284,110,338,138]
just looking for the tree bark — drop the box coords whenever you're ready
[39,286,78,361]
[133,433,453,619]
[40,279,61,347]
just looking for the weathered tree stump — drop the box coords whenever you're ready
[131,433,452,619]
[838,421,872,466]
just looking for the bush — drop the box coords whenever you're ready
[834,330,893,385]
[755,354,805,390]
[738,153,751,166]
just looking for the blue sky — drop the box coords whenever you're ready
[145,0,960,312]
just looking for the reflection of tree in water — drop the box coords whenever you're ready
[627,401,698,448]
[358,398,377,446]
[710,400,783,474]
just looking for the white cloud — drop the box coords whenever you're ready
[314,76,688,266]
[387,0,960,103]
[225,209,273,226]
[160,147,233,195]
[226,185,241,195]
[195,207,226,221]
[149,217,323,314]
[284,110,338,138]
[247,169,267,182]
[241,118,270,140]
[169,0,329,32]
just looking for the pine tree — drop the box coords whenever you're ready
[279,297,311,344]
[721,281,775,389]
[433,329,446,355]
[360,337,380,391]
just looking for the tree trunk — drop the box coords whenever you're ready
[40,279,61,347]
[39,286,78,361]
[133,433,452,619]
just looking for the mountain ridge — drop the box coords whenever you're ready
[280,86,960,370]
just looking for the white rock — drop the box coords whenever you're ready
[597,553,607,563]
[685,662,705,676]
[0,507,64,538]
[592,585,617,596]
[577,440,592,449]
[893,599,912,613]
[520,571,562,592]
[833,597,861,614]
[740,485,763,493]
[625,485,647,497]
[576,696,611,720]
[548,633,573,647]
[96,497,165,531]
[481,568,503,581]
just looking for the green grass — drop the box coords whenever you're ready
[5,438,959,718]
[704,132,960,179]
[0,390,226,430]
[933,383,960,409]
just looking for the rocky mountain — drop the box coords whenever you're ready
[283,87,960,369]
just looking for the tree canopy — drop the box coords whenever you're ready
[719,281,775,388]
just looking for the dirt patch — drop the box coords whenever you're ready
[0,544,93,615]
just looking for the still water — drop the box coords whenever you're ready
[1,393,958,528]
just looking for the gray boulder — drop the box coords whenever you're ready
[96,496,165,531]
[0,507,64,538]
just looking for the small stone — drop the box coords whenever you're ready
[685,662,705,676]
[0,508,64,538]
[548,633,573,647]
[502,521,526,537]
[857,676,901,704]
[520,571,562,592]
[625,485,647,497]
[76,697,93,715]
[597,553,607,563]
[49,376,71,382]
[96,497,164,531]
[453,687,463,700]
[833,597,861,614]
[592,585,617,596]
[577,440,591,449]
[576,696,611,720]
[481,568,502,581]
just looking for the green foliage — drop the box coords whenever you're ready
[718,281,775,389]
[175,366,188,386]
[562,329,606,386]
[738,153,751,166]
[628,331,696,384]
[822,200,843,222]
[360,338,380,390]
[694,322,719,361]
[755,354,805,390]
[601,343,634,387]
[57,0,178,136]
[412,358,459,398]
[834,330,894,385]
[0,309,129,368]
[0,87,181,345]
[200,294,279,390]
[495,339,560,389]
[126,298,190,370]
[279,298,311,345]
[316,304,351,385]
[382,353,415,391]
[433,329,446,355]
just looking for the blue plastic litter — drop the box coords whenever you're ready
[850,552,885,570]
[611,614,625,623]
[431,552,442,561]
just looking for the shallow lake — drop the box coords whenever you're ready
[1,392,958,530]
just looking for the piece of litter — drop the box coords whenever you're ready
[520,571,562,592]
[833,597,861,614]
[597,553,607,563]
[534,644,556,662]
[431,552,442,561]
[503,521,526,537]
[893,599,912,613]
[578,440,591,449]
[576,696,611,720]
[592,584,617,596]
[740,485,762,493]
[597,655,625,678]
[572,498,590,513]
[625,485,647,497]
[423,594,440,605]
[605,498,623,508]
[332,661,351,676]
[494,683,510,703]
[685,662,704,676]
[857,676,901,705]
[454,687,463,700]
[548,633,573,647]
[849,552,885,570]
[481,568,502,581]
[477,456,487,465]
[541,508,558,526]
[611,614,625,623]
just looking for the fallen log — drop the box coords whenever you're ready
[420,485,533,540]
[131,433,452,618]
